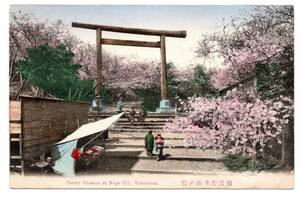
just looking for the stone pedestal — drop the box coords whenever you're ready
[156,99,175,113]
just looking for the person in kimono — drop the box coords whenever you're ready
[154,133,164,161]
[129,106,136,124]
[144,130,154,157]
[116,97,123,113]
[138,106,147,124]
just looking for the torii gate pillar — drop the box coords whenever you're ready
[157,34,172,113]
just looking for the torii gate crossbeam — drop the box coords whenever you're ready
[72,22,186,112]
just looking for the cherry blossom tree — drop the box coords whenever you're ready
[9,11,84,98]
[77,50,162,90]
[10,11,66,83]
[196,6,294,92]
[170,6,294,169]
[164,92,293,158]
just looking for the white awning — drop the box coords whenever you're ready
[54,112,124,145]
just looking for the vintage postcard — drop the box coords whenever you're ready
[9,5,294,189]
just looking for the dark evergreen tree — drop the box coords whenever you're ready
[17,44,94,101]
[192,64,217,97]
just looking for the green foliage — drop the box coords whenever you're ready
[166,62,217,99]
[134,62,187,111]
[173,81,195,99]
[223,154,265,172]
[167,64,217,99]
[166,61,178,98]
[17,44,94,101]
[134,89,160,111]
[192,64,217,97]
[256,63,293,99]
[134,63,218,109]
[100,87,113,105]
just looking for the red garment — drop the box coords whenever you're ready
[71,148,81,160]
[156,139,163,144]
[82,146,103,158]
[91,147,100,153]
[155,136,164,144]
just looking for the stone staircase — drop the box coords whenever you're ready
[89,111,173,132]
[87,111,228,175]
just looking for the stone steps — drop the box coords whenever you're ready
[105,138,189,148]
[109,127,184,133]
[88,113,173,134]
[89,113,180,120]
[105,147,223,161]
[113,125,163,130]
[87,130,227,175]
[89,112,176,117]
[117,122,166,126]
[86,111,226,175]
[109,132,186,140]
[90,118,170,122]
[109,129,162,133]
[92,146,227,175]
[105,117,172,121]
[89,118,171,124]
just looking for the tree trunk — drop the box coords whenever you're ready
[34,87,40,97]
[14,74,25,100]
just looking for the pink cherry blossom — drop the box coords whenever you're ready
[164,92,293,156]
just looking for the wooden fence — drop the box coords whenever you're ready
[9,96,89,174]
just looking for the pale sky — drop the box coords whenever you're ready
[10,5,253,69]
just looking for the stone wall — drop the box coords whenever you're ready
[219,76,256,97]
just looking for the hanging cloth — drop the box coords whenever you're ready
[51,140,78,177]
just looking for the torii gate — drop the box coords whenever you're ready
[72,22,186,112]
